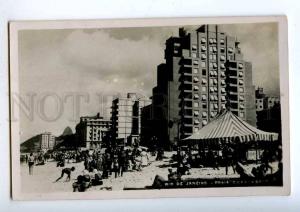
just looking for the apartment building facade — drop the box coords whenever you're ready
[75,113,111,149]
[111,93,151,146]
[152,25,256,147]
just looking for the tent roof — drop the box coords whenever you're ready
[182,110,278,143]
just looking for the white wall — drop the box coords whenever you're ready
[0,0,299,211]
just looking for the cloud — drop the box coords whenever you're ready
[17,23,280,141]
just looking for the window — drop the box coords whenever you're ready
[192,52,197,58]
[193,60,199,65]
[194,127,199,132]
[209,38,214,44]
[221,96,226,101]
[214,95,218,101]
[210,71,214,77]
[213,47,217,52]
[228,47,234,53]
[210,87,214,92]
[174,43,180,47]
[240,112,245,118]
[209,62,213,68]
[239,71,243,77]
[193,85,199,91]
[193,102,199,107]
[202,120,208,126]
[201,45,207,51]
[239,87,244,93]
[220,39,225,45]
[221,80,226,85]
[220,55,226,61]
[209,46,213,52]
[202,94,207,100]
[240,95,244,101]
[209,79,214,85]
[192,44,197,51]
[202,111,207,117]
[194,94,199,99]
[202,103,207,109]
[213,79,218,85]
[213,63,218,69]
[220,63,225,69]
[202,69,206,76]
[210,95,214,100]
[221,71,226,77]
[201,61,206,68]
[194,119,200,125]
[240,104,245,109]
[239,80,244,85]
[201,54,207,59]
[221,104,226,109]
[193,77,199,82]
[194,110,200,116]
[214,104,218,109]
[214,87,218,92]
[214,71,218,76]
[202,86,207,92]
[238,63,244,69]
[193,68,199,74]
[213,54,217,60]
[213,38,217,43]
[201,38,206,43]
[220,47,225,53]
[202,79,207,84]
[210,112,216,118]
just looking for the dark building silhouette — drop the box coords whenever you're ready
[255,87,281,134]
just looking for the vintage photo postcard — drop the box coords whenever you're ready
[9,16,290,200]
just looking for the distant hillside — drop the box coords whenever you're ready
[20,135,41,153]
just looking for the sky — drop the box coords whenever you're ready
[17,23,279,142]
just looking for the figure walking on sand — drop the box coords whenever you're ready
[28,153,35,175]
[55,167,75,182]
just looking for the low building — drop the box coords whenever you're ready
[75,113,111,149]
[255,87,281,134]
[20,132,56,153]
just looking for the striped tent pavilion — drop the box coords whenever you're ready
[182,110,278,145]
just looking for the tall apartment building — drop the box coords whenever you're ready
[152,25,256,147]
[111,93,151,146]
[75,113,111,149]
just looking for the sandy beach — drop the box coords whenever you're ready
[20,152,254,193]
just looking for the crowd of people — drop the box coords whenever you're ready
[22,142,283,190]
[22,145,154,192]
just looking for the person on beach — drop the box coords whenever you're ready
[113,157,119,178]
[55,167,75,182]
[118,147,127,177]
[28,153,35,175]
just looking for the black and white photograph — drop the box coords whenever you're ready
[9,17,290,200]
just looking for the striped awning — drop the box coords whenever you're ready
[182,110,278,144]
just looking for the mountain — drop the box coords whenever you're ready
[61,126,73,136]
[20,135,41,153]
